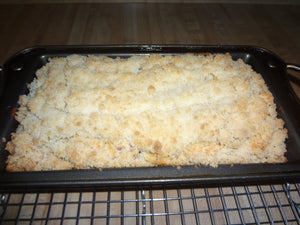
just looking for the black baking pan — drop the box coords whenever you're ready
[0,45,299,192]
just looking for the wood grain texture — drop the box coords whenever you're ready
[1,3,299,95]
[3,185,298,224]
[0,3,299,63]
[1,2,297,96]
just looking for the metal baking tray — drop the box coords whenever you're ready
[0,45,299,192]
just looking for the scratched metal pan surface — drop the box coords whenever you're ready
[0,45,299,192]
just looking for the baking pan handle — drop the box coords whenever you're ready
[287,64,300,72]
[286,64,300,87]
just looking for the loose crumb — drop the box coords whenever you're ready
[5,53,288,171]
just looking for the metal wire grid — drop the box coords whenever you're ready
[0,183,300,225]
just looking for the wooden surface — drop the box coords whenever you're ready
[0,2,299,224]
[2,185,300,224]
[0,2,299,94]
[0,3,300,64]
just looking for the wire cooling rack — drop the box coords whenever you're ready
[0,183,300,225]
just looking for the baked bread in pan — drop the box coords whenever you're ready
[5,53,287,171]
